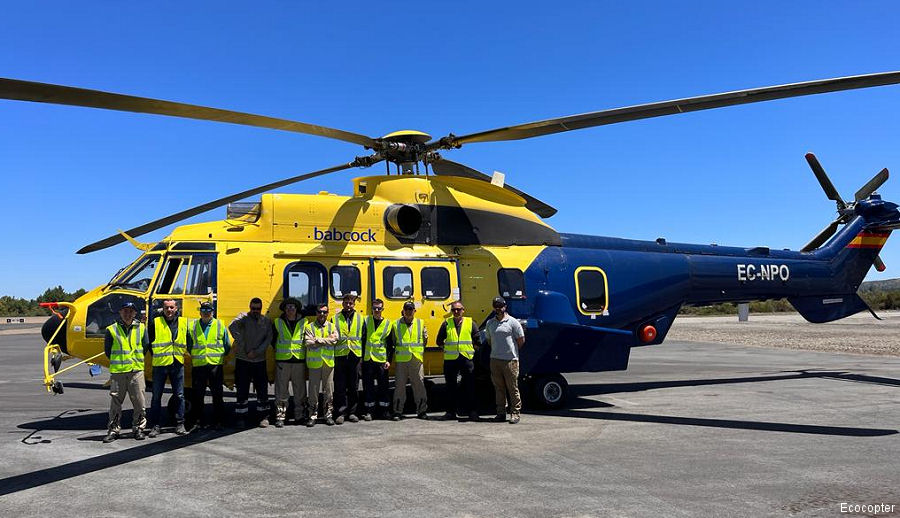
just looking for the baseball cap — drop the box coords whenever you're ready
[199,302,214,312]
[492,296,507,308]
[402,301,416,310]
[120,301,137,310]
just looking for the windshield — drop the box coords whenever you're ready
[108,253,161,292]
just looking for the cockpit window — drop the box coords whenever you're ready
[109,254,160,292]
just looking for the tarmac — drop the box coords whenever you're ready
[0,331,898,517]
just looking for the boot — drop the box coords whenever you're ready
[102,432,118,443]
[175,424,188,435]
[348,414,360,423]
[335,415,345,425]
[148,425,161,438]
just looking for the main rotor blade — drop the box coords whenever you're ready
[805,152,846,208]
[0,78,375,148]
[77,156,381,254]
[801,218,841,252]
[429,157,557,218]
[854,168,889,202]
[435,71,900,147]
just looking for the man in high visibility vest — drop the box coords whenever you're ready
[271,297,307,428]
[436,300,482,421]
[332,293,364,425]
[102,301,149,443]
[187,302,230,431]
[304,302,338,427]
[148,299,189,437]
[361,298,394,420]
[392,301,429,421]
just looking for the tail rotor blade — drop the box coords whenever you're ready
[805,153,846,209]
[854,168,889,202]
[801,218,841,252]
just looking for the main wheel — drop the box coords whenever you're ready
[532,374,568,409]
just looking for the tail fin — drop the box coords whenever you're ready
[788,293,870,323]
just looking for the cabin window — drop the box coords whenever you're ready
[421,267,450,300]
[330,265,361,299]
[284,262,327,310]
[575,267,608,314]
[383,266,413,299]
[497,268,526,299]
[185,255,216,295]
[156,257,186,294]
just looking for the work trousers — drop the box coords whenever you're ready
[333,353,361,418]
[490,358,521,416]
[108,370,146,434]
[393,357,427,415]
[362,360,391,414]
[191,364,225,427]
[235,359,270,421]
[275,361,307,422]
[150,362,185,427]
[444,356,476,416]
[307,364,334,420]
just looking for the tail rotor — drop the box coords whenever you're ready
[802,152,889,271]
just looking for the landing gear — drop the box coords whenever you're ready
[530,374,568,409]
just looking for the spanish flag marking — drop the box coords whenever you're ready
[847,231,890,249]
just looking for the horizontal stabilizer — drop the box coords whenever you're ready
[787,293,869,323]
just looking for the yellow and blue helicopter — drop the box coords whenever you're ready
[3,71,900,408]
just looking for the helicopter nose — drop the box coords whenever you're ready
[41,314,68,354]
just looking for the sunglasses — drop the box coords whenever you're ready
[493,305,506,309]
[451,307,464,312]
[373,307,384,311]
[250,307,263,312]
[317,310,328,314]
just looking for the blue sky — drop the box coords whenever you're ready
[2,2,900,298]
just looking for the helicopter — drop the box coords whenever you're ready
[3,71,900,409]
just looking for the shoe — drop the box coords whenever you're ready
[441,412,456,420]
[102,432,118,443]
[134,430,146,440]
[348,414,359,423]
[391,414,401,421]
[493,414,507,423]
[305,418,315,428]
[335,415,345,425]
[275,419,284,428]
[468,412,479,422]
[175,424,188,435]
[325,417,335,426]
[509,414,520,424]
[148,426,161,438]
[417,412,429,420]
[362,413,373,422]
[259,418,269,428]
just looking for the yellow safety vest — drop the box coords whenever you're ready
[107,322,145,374]
[364,316,392,363]
[151,316,188,367]
[394,318,424,363]
[189,318,226,367]
[305,321,335,369]
[443,317,474,360]
[274,318,306,361]
[333,311,363,357]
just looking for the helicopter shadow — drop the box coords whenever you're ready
[3,409,244,497]
[528,370,899,437]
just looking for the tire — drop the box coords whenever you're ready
[532,374,568,409]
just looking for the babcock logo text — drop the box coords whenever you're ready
[312,227,377,242]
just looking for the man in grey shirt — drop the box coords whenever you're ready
[485,296,525,424]
[229,297,273,428]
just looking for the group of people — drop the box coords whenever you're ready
[102,294,524,443]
